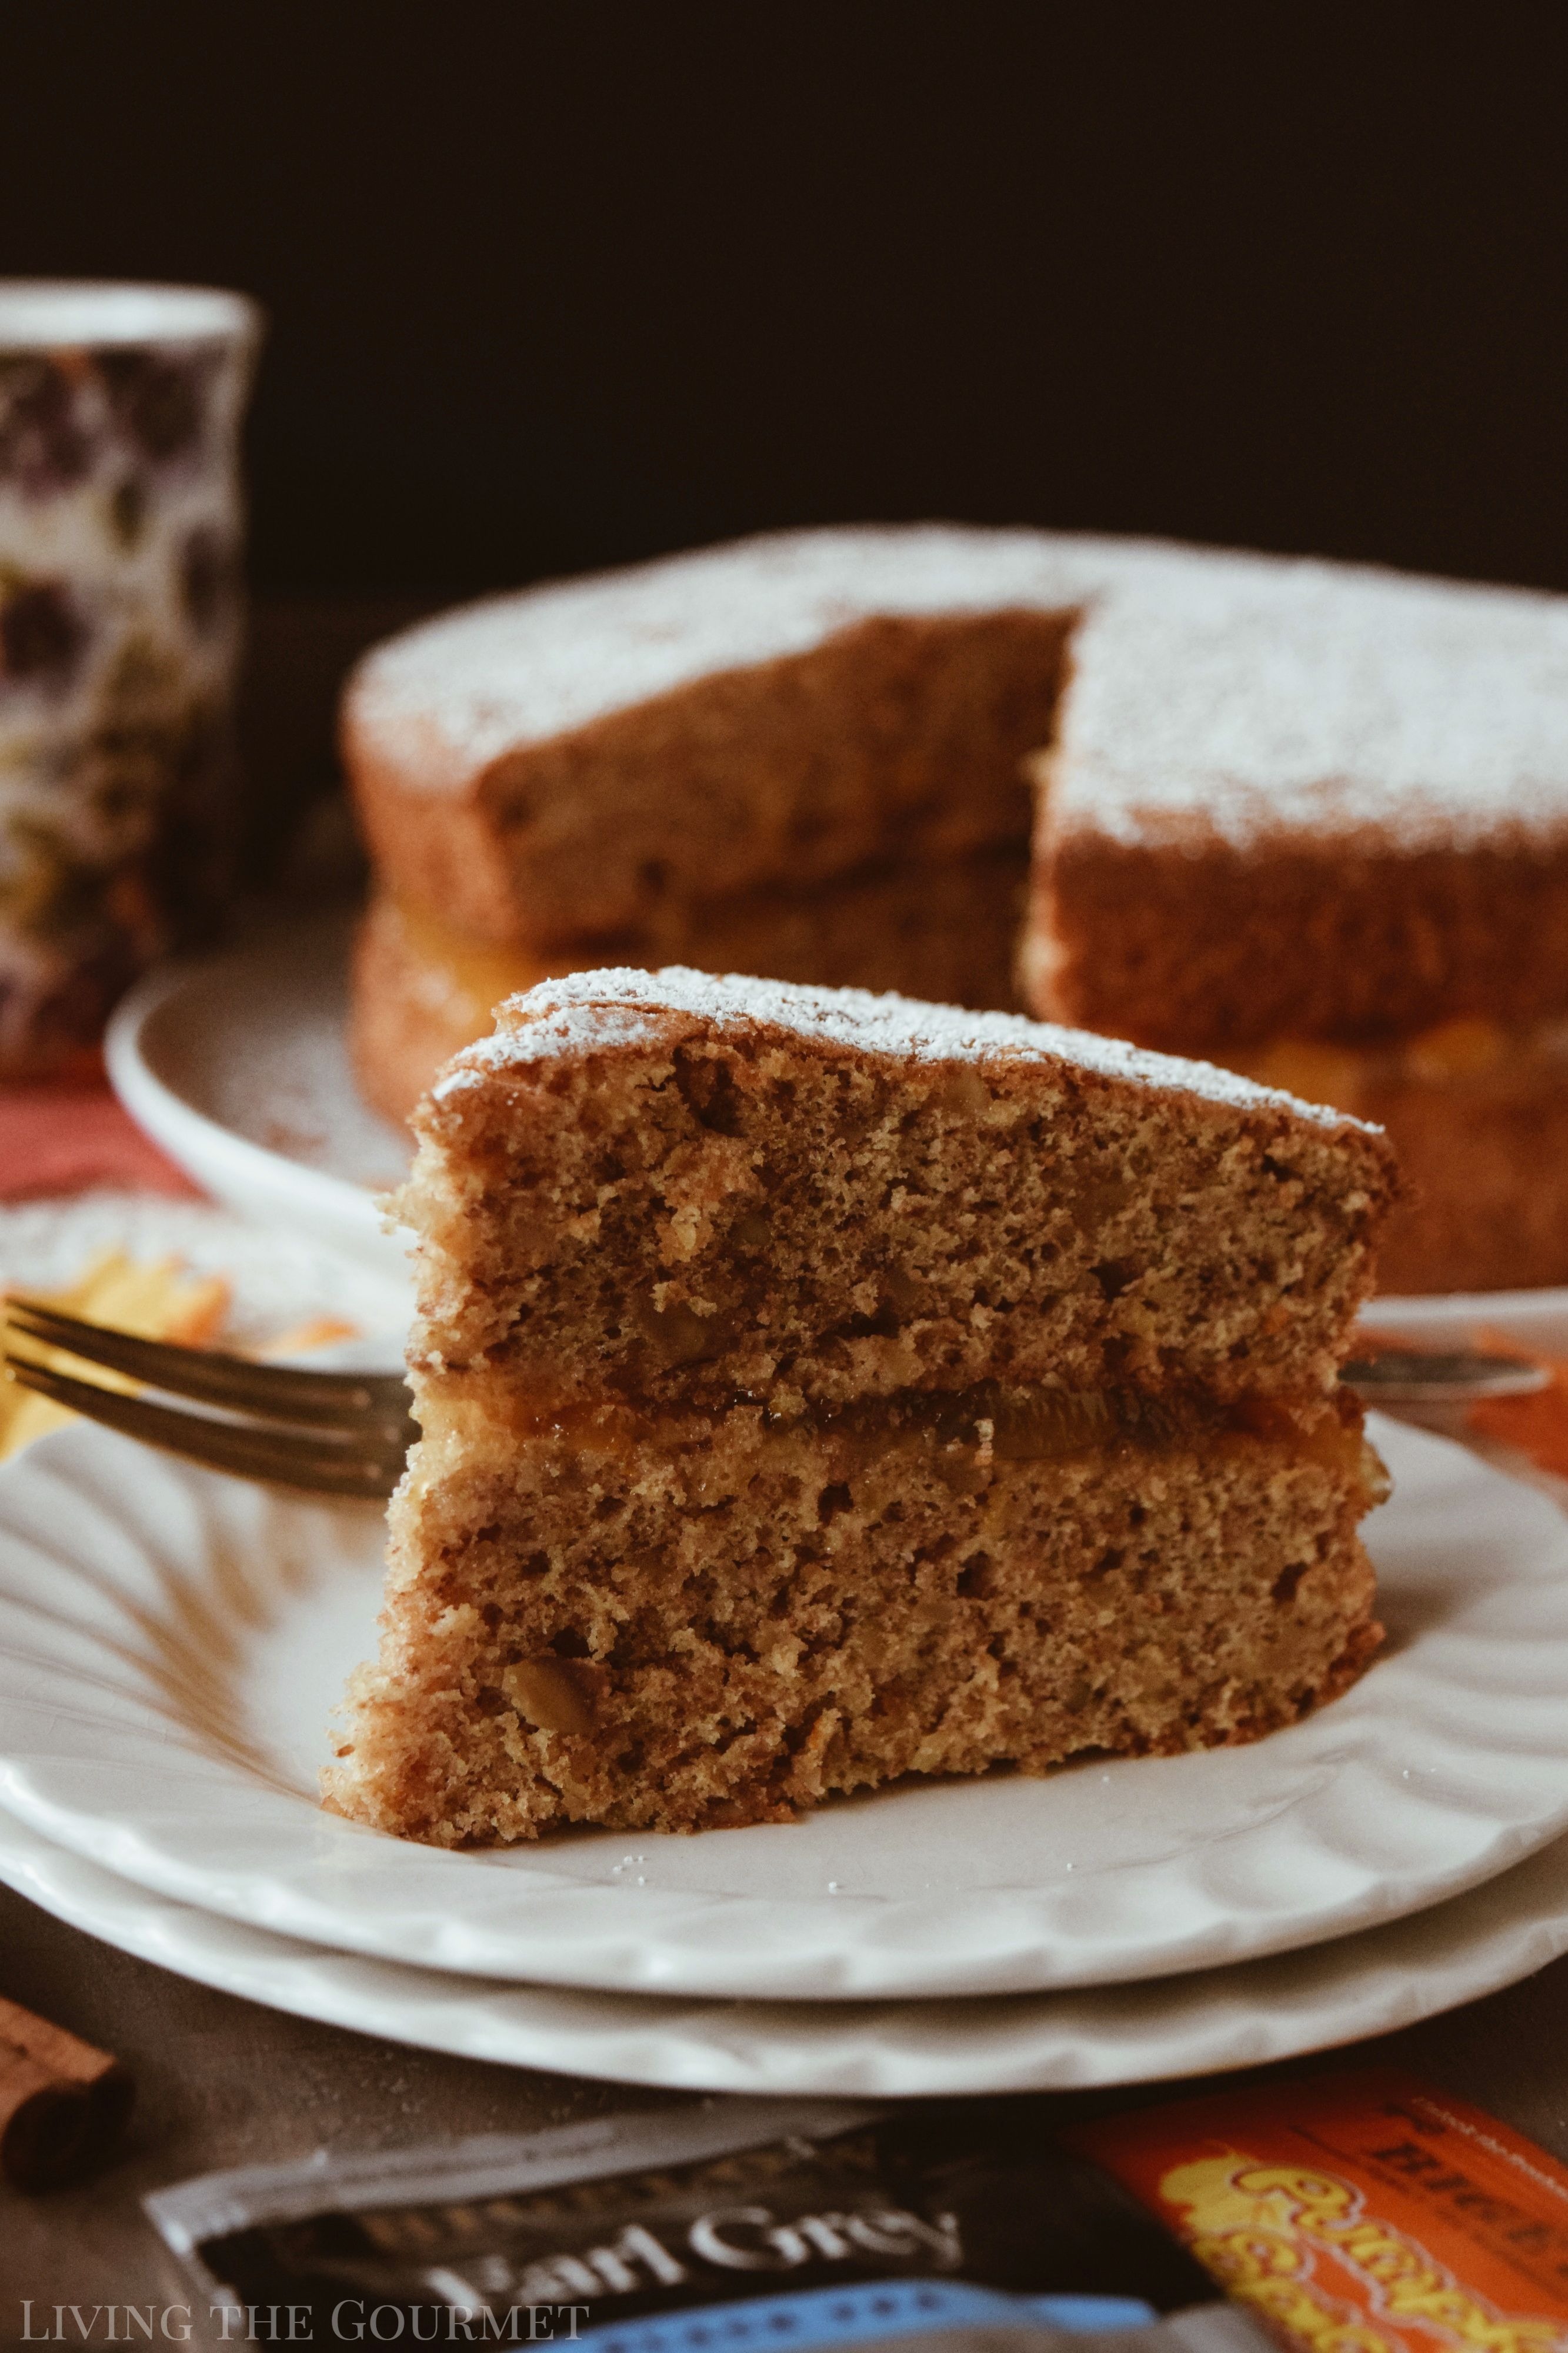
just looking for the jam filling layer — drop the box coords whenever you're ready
[388,895,582,1027]
[418,1370,1383,1496]
[1228,1015,1568,1115]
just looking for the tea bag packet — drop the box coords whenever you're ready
[146,2099,1272,2351]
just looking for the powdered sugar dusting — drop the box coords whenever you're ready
[439,965,1374,1133]
[431,1001,666,1095]
[1057,557,1568,851]
[350,526,1116,772]
[346,525,1568,854]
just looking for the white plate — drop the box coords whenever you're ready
[5,1415,1568,2001]
[1358,1288,1568,1354]
[6,1802,1568,2097]
[105,916,413,1285]
[0,1189,410,1353]
[106,918,1568,1340]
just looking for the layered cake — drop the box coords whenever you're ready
[343,528,1568,1295]
[325,969,1397,1847]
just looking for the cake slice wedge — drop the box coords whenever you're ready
[325,969,1401,1847]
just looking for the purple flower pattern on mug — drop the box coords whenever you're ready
[0,312,256,1075]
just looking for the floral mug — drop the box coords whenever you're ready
[0,281,262,1078]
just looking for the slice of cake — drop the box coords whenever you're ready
[325,969,1399,1848]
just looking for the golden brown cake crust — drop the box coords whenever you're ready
[1026,820,1568,1056]
[1362,1063,1568,1293]
[349,894,501,1129]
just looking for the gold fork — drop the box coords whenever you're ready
[2,1299,417,1499]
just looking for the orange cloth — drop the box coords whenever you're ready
[0,1084,199,1201]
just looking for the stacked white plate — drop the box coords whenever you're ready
[5,926,1568,2098]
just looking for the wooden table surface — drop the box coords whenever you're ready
[5,1872,1568,2332]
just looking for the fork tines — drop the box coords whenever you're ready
[5,1300,410,1424]
[3,1297,416,1500]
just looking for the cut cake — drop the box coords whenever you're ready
[325,969,1399,1847]
[343,526,1568,1294]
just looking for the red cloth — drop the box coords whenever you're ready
[0,1084,201,1201]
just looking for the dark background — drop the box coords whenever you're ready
[6,4,1567,856]
[6,5,1568,604]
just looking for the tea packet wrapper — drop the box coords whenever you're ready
[146,2097,1269,2349]
[1065,2067,1568,2353]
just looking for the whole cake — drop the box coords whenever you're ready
[343,527,1568,1295]
[324,968,1397,1847]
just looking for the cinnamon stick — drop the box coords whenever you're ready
[0,1992,134,2190]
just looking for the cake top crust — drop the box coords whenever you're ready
[348,525,1568,855]
[433,964,1380,1134]
[349,526,1123,781]
[1057,557,1568,853]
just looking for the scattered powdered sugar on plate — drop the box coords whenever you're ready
[0,1191,409,1359]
